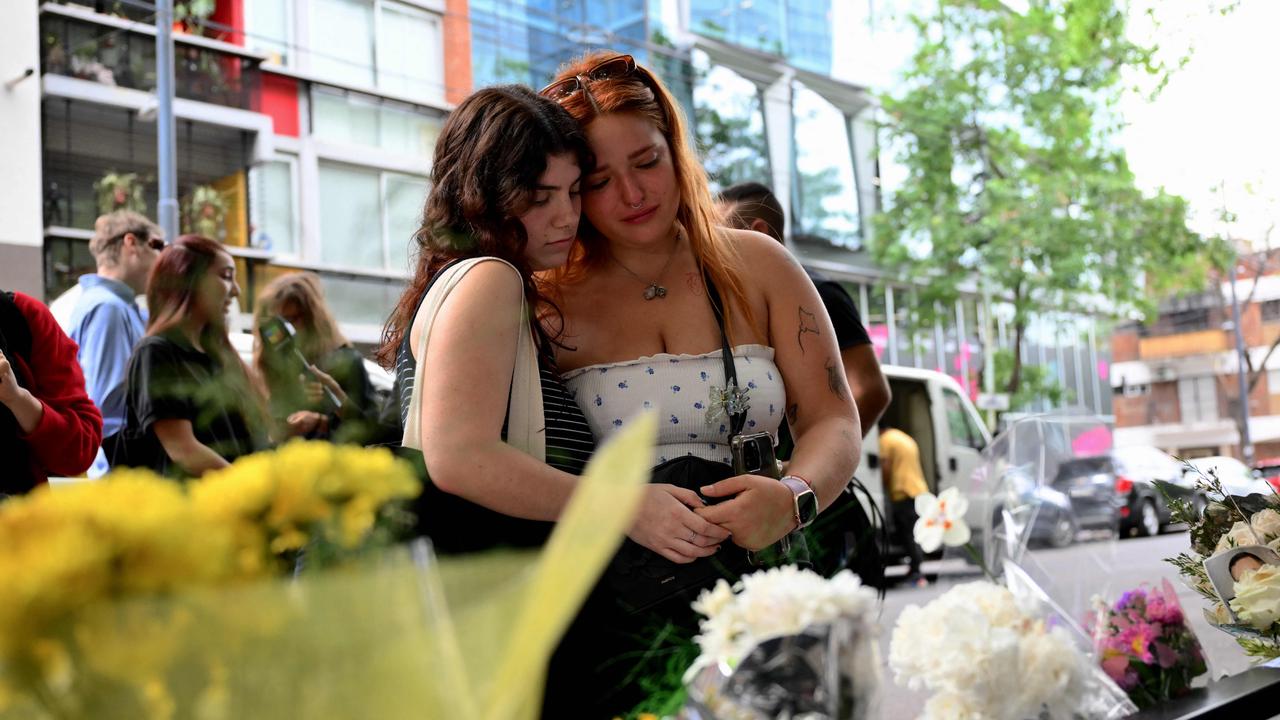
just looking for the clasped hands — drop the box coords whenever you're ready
[627,475,797,564]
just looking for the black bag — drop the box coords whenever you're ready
[600,273,802,614]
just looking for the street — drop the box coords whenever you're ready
[874,531,1255,718]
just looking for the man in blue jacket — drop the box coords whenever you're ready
[68,210,165,476]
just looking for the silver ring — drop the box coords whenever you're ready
[688,529,697,543]
[630,201,643,209]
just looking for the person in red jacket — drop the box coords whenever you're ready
[0,290,102,492]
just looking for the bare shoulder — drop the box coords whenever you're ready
[721,227,806,287]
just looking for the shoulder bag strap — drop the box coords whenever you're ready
[702,271,746,438]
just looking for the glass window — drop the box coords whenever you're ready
[318,163,427,271]
[866,284,888,361]
[312,89,380,147]
[248,159,296,254]
[312,88,442,159]
[376,2,445,101]
[1177,376,1219,423]
[792,81,860,247]
[690,0,784,56]
[244,0,292,65]
[319,274,404,327]
[384,174,427,274]
[377,104,442,158]
[309,0,375,87]
[318,163,382,269]
[944,390,985,450]
[692,53,770,193]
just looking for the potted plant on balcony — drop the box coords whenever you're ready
[174,0,216,36]
[182,184,228,240]
[94,171,147,215]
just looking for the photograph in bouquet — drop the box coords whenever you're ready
[1162,465,1280,661]
[1204,545,1280,620]
[1086,580,1207,709]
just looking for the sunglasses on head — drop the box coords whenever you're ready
[110,230,165,251]
[539,54,638,102]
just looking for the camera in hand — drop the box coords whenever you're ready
[257,315,341,410]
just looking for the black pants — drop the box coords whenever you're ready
[891,498,925,576]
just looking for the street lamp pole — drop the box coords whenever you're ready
[155,0,179,242]
[1229,256,1254,466]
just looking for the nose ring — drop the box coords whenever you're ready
[630,201,643,209]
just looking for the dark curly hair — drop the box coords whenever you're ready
[377,84,590,367]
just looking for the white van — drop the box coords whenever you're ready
[857,366,991,555]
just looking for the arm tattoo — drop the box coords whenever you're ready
[786,403,799,426]
[797,306,820,353]
[825,359,848,401]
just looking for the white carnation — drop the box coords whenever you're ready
[687,566,878,681]
[889,581,1091,720]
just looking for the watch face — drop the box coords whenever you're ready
[797,490,819,525]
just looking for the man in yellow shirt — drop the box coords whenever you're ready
[880,418,930,586]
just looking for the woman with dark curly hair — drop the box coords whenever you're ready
[377,84,608,554]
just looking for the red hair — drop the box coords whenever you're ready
[543,51,755,334]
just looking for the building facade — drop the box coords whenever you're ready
[2,0,1111,417]
[1111,252,1280,461]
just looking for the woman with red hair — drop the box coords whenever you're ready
[540,52,862,713]
[119,235,268,478]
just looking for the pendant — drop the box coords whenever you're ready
[643,283,667,300]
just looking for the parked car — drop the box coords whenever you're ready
[1048,455,1126,542]
[1185,456,1273,498]
[1110,445,1200,537]
[1251,457,1280,493]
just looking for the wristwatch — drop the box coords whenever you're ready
[780,475,818,530]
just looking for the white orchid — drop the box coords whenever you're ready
[913,487,972,553]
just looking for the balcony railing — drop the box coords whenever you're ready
[40,3,262,110]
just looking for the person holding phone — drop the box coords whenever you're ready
[120,235,269,479]
[253,273,374,444]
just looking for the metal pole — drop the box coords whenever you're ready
[1229,258,1254,465]
[156,0,179,241]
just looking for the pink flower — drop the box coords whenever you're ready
[1155,642,1179,669]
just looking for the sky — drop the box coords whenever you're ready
[1121,0,1280,243]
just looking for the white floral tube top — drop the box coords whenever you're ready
[561,344,786,466]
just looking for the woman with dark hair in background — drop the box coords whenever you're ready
[120,234,268,478]
[253,272,374,444]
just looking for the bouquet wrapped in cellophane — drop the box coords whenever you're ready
[890,415,1138,720]
[0,417,653,720]
[680,567,881,720]
[1085,580,1207,709]
[1162,464,1280,662]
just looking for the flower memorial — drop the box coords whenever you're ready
[1163,465,1280,661]
[0,416,655,720]
[890,580,1100,720]
[1085,581,1207,708]
[683,566,881,719]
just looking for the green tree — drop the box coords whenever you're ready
[872,0,1228,396]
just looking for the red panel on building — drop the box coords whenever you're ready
[210,0,245,46]
[260,73,300,137]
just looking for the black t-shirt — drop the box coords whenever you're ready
[806,267,871,349]
[125,333,266,478]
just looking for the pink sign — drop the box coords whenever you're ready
[1071,426,1114,457]
[867,324,888,360]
